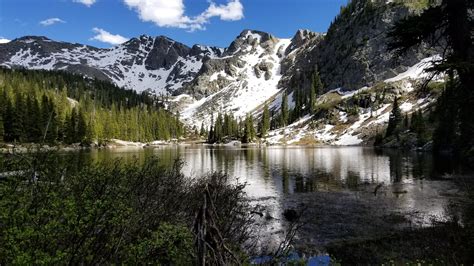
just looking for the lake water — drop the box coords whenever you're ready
[67,145,469,252]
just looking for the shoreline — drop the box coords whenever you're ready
[1,138,437,154]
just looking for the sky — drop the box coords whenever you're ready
[0,0,348,48]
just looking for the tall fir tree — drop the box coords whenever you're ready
[260,103,270,138]
[65,108,77,144]
[199,122,206,136]
[3,97,15,142]
[242,114,255,143]
[310,71,322,113]
[281,92,289,127]
[386,97,402,138]
[215,113,223,143]
[76,108,88,143]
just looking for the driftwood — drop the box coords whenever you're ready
[194,184,241,265]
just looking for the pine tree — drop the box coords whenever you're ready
[214,113,223,143]
[199,122,206,136]
[0,68,183,144]
[11,93,26,142]
[310,71,323,113]
[76,108,88,143]
[65,108,77,144]
[388,0,473,155]
[260,104,270,138]
[415,110,427,146]
[403,112,409,130]
[25,95,42,142]
[208,125,214,143]
[281,92,289,127]
[242,114,255,143]
[13,93,25,142]
[175,111,183,138]
[3,97,15,142]
[386,97,402,138]
[293,89,302,121]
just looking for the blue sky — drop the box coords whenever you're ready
[0,0,348,48]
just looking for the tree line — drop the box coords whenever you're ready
[0,68,183,144]
[203,71,324,144]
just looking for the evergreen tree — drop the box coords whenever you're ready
[46,97,59,143]
[414,110,427,147]
[293,89,304,121]
[433,84,457,152]
[13,93,25,142]
[310,71,322,113]
[260,104,270,138]
[403,112,409,130]
[207,125,214,143]
[65,109,77,144]
[386,97,402,138]
[215,113,223,143]
[0,68,183,144]
[76,109,88,143]
[199,122,206,136]
[25,95,42,142]
[175,111,183,138]
[281,92,289,127]
[242,114,255,143]
[3,97,15,142]
[388,0,473,155]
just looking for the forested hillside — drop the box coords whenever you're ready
[0,68,183,144]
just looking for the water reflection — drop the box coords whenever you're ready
[68,146,461,197]
[68,146,464,240]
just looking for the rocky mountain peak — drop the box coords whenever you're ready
[224,29,278,56]
[285,29,321,55]
[13,36,53,43]
[189,44,223,58]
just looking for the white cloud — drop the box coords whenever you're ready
[0,38,10,44]
[90,28,128,45]
[73,0,97,7]
[198,0,244,21]
[123,0,244,31]
[39,18,66,26]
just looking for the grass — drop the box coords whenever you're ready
[292,135,320,145]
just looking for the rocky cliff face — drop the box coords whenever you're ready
[312,0,438,91]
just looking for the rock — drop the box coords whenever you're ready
[283,209,299,222]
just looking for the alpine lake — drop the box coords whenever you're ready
[58,145,473,259]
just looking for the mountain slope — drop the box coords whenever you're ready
[0,0,442,145]
[0,35,222,94]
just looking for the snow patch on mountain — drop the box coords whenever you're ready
[263,55,441,145]
[0,36,218,94]
[181,35,292,128]
[385,55,441,82]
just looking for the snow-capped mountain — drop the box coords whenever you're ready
[0,29,322,127]
[0,0,440,145]
[0,35,223,94]
[179,30,294,126]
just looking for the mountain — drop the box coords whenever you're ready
[0,0,442,145]
[0,35,223,94]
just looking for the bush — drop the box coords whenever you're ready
[0,151,255,264]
